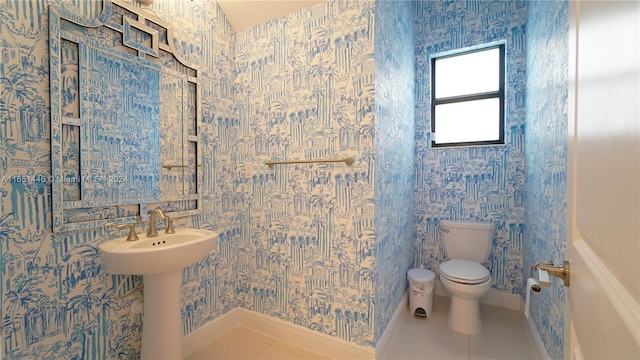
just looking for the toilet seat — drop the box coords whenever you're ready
[440,259,490,285]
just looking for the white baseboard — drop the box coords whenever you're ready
[183,307,375,359]
[183,308,242,358]
[433,280,522,311]
[520,298,552,360]
[236,308,375,359]
[374,291,408,359]
[184,285,521,359]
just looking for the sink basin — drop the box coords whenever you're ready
[99,228,217,359]
[99,228,217,275]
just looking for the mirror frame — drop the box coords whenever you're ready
[49,0,202,233]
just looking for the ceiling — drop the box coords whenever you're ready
[216,0,327,32]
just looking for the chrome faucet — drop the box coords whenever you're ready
[147,209,166,237]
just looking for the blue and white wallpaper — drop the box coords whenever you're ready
[1,0,238,358]
[1,0,570,358]
[413,0,528,295]
[524,0,568,358]
[2,0,414,355]
[232,0,380,346]
[373,0,416,343]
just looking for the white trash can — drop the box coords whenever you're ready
[407,268,435,317]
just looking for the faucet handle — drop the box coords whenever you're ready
[165,218,176,234]
[108,222,139,241]
[165,216,189,234]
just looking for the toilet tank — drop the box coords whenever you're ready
[440,220,494,263]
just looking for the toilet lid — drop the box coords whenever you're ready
[440,259,490,284]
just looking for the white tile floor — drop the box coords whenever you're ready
[383,295,537,359]
[187,325,331,359]
[187,295,537,360]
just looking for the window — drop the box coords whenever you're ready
[431,44,505,147]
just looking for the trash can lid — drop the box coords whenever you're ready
[407,268,435,282]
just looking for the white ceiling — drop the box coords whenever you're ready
[217,0,327,32]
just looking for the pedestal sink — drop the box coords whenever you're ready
[99,228,217,359]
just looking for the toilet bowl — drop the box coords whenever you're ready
[440,259,492,334]
[438,221,494,335]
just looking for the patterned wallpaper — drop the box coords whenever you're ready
[2,0,415,356]
[1,0,569,358]
[524,0,568,358]
[413,0,528,295]
[1,0,239,358]
[233,0,379,346]
[373,0,416,343]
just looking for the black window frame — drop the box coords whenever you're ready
[430,44,505,148]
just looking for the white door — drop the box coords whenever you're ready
[566,1,640,359]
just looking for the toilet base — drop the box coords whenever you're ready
[447,296,482,335]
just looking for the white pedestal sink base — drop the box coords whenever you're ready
[98,229,218,359]
[141,270,183,360]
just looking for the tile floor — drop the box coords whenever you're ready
[187,295,537,360]
[187,325,331,360]
[383,295,537,359]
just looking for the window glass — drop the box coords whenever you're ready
[431,44,504,147]
[435,48,500,98]
[434,98,500,144]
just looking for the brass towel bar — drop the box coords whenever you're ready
[162,165,201,170]
[162,165,187,170]
[266,157,354,168]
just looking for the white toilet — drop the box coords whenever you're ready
[439,220,494,335]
